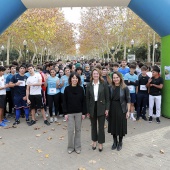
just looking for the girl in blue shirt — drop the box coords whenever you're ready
[59,67,70,121]
[45,69,60,123]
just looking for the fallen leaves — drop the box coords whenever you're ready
[37,149,43,153]
[160,149,164,154]
[89,160,96,164]
[47,137,52,140]
[43,131,47,134]
[34,127,40,130]
[36,134,41,137]
[59,136,64,140]
[51,128,55,131]
[57,123,61,125]
[45,154,49,158]
[78,168,86,170]
[98,169,105,170]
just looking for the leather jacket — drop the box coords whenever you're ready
[109,86,131,114]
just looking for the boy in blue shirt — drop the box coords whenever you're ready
[118,60,130,79]
[124,64,138,121]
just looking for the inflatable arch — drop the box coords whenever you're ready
[0,0,170,118]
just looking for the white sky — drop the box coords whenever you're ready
[62,7,81,24]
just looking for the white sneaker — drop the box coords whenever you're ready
[54,117,58,122]
[36,113,39,117]
[50,117,54,123]
[63,118,66,122]
[45,113,49,117]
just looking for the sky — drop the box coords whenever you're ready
[62,7,81,24]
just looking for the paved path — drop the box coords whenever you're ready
[0,114,170,170]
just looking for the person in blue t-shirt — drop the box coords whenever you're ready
[9,65,29,125]
[45,69,60,123]
[118,60,130,79]
[59,67,70,121]
[5,65,16,117]
[124,64,138,121]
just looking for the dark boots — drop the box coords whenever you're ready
[112,135,123,151]
[112,135,117,150]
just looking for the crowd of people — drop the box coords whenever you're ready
[0,58,163,153]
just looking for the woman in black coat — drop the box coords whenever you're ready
[86,68,110,152]
[108,71,131,151]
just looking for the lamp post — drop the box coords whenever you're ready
[1,45,4,65]
[44,47,47,62]
[23,40,27,62]
[152,44,158,66]
[131,39,134,48]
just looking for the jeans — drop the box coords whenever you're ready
[149,95,162,117]
[136,93,148,118]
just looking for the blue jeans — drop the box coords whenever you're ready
[137,93,148,118]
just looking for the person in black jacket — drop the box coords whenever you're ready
[63,72,86,154]
[108,71,131,151]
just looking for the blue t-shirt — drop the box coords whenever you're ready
[124,73,138,93]
[10,74,28,97]
[6,73,16,91]
[60,75,69,94]
[47,76,60,95]
[4,73,10,91]
[25,72,30,77]
[118,67,130,78]
[80,75,84,87]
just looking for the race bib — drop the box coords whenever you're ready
[49,88,56,93]
[140,85,147,91]
[128,85,135,91]
[18,80,25,86]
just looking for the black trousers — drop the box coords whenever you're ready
[5,91,13,113]
[47,93,60,117]
[90,102,105,144]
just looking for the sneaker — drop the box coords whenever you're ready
[68,150,74,154]
[26,118,30,122]
[13,120,20,125]
[44,120,50,126]
[136,117,140,121]
[156,117,161,124]
[63,118,66,122]
[45,113,49,117]
[54,117,58,122]
[2,118,10,123]
[59,114,64,117]
[0,122,7,127]
[75,150,81,154]
[36,113,39,117]
[142,116,147,121]
[149,116,152,123]
[50,117,54,123]
[27,120,36,126]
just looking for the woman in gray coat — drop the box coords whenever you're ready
[86,68,110,152]
[108,71,131,151]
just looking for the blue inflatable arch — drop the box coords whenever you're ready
[0,0,170,118]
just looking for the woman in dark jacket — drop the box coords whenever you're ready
[86,68,110,152]
[108,71,131,151]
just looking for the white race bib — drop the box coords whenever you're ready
[140,85,147,91]
[128,85,134,91]
[18,80,25,86]
[49,88,56,93]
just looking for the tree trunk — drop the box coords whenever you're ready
[147,32,151,62]
[123,43,127,60]
[152,32,156,65]
[6,35,10,65]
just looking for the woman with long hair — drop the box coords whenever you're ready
[86,68,110,152]
[108,71,131,151]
